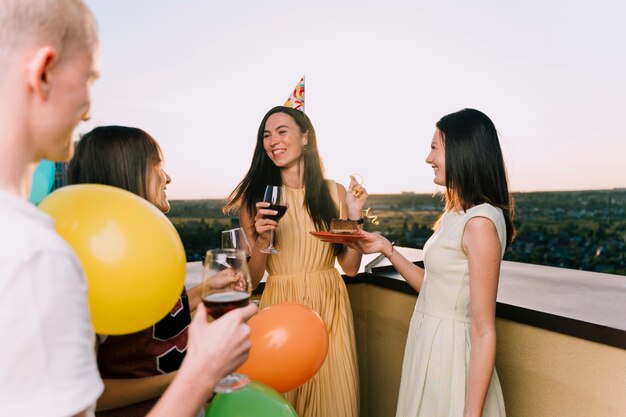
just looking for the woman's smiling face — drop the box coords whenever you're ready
[426,129,446,187]
[262,112,308,169]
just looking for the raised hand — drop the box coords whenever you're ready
[184,303,257,386]
[259,185,286,254]
[254,201,279,241]
[345,175,368,219]
[149,302,258,417]
[204,268,241,291]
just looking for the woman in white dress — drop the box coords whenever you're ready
[351,108,515,417]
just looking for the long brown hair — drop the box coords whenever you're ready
[436,109,516,249]
[224,106,341,253]
[67,125,162,199]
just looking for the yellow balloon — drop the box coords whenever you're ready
[39,184,186,335]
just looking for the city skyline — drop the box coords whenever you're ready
[82,0,625,199]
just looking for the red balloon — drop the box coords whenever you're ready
[238,303,329,393]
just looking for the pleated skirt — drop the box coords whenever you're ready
[395,309,506,417]
[260,268,359,417]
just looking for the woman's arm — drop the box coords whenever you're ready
[94,337,177,411]
[96,373,176,411]
[462,216,502,417]
[147,303,256,417]
[348,231,425,291]
[335,182,363,276]
[239,205,273,288]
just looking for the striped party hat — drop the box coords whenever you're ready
[283,76,305,112]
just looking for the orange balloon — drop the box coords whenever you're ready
[238,303,329,393]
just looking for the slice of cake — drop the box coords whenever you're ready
[330,218,360,234]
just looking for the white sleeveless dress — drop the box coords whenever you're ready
[396,203,507,417]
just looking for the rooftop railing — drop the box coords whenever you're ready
[186,248,626,417]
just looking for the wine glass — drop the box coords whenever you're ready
[202,248,252,392]
[260,185,287,254]
[222,227,251,258]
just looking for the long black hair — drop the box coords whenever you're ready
[436,108,516,249]
[67,125,162,200]
[224,106,339,244]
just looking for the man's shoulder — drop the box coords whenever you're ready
[0,198,76,264]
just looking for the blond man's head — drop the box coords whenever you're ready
[0,0,99,166]
[0,0,98,79]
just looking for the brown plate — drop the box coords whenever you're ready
[310,231,363,244]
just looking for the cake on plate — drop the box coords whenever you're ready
[330,218,360,234]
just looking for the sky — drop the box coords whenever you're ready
[82,0,626,199]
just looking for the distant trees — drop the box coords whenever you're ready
[167,190,626,275]
[167,200,236,261]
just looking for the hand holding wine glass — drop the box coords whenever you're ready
[202,248,253,392]
[260,185,287,254]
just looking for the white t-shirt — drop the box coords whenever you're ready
[0,190,103,416]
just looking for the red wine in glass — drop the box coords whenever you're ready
[264,204,288,221]
[260,185,283,254]
[202,249,253,392]
[202,290,250,319]
[226,254,243,269]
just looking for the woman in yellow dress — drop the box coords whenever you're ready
[224,105,365,417]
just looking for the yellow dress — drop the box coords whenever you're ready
[260,181,359,417]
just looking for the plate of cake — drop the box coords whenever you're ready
[310,218,363,243]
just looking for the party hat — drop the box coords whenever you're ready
[283,76,305,112]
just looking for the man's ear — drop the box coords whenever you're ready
[27,46,56,100]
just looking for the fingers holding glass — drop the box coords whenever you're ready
[260,185,287,254]
[204,268,241,291]
[201,248,253,392]
[253,202,274,234]
[202,250,252,319]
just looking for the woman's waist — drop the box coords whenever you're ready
[414,301,471,323]
[267,267,339,279]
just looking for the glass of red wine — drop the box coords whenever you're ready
[260,185,287,254]
[221,227,251,258]
[202,248,252,392]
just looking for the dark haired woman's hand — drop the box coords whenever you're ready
[345,175,368,219]
[205,268,242,291]
[253,201,279,244]
[346,231,391,256]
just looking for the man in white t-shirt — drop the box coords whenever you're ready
[0,1,256,416]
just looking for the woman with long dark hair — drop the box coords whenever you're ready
[224,106,364,417]
[351,108,515,417]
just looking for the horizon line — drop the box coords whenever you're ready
[169,187,626,202]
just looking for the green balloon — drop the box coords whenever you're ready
[205,381,297,417]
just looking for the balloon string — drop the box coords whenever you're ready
[363,207,380,225]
